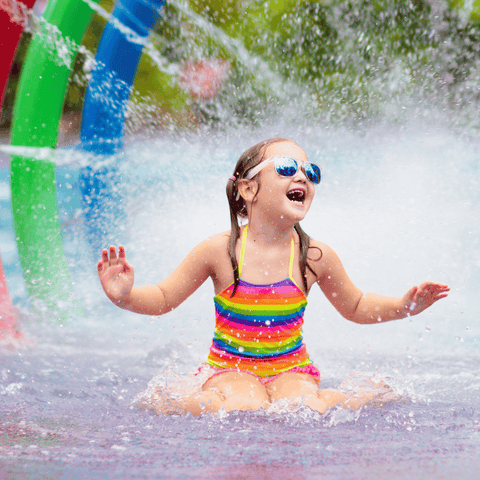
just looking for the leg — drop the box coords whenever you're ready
[266,372,399,413]
[143,371,271,416]
[338,376,402,410]
[266,372,346,413]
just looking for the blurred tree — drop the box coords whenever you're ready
[448,0,480,22]
[2,0,480,132]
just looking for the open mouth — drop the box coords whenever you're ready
[286,189,305,204]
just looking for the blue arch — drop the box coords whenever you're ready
[79,0,166,253]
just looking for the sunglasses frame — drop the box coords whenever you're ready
[245,155,322,185]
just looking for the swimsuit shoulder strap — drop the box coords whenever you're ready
[288,235,295,279]
[238,225,248,277]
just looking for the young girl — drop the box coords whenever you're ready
[98,138,449,416]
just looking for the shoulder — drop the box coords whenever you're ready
[307,238,337,261]
[197,231,231,250]
[192,231,234,284]
[306,238,343,279]
[189,231,231,262]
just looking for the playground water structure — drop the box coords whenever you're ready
[1,0,480,478]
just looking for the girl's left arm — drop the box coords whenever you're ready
[312,242,449,324]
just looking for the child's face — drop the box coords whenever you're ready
[253,141,316,223]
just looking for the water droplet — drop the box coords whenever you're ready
[266,320,271,326]
[238,346,244,353]
[455,336,464,342]
[425,324,431,332]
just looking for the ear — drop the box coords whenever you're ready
[237,179,259,203]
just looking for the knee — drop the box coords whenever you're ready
[204,372,269,402]
[303,394,328,414]
[266,373,319,401]
[176,390,227,416]
[317,389,348,409]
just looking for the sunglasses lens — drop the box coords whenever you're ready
[274,157,297,177]
[305,163,322,184]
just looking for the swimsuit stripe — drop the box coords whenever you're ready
[218,283,304,297]
[215,332,303,346]
[207,343,312,376]
[206,225,314,378]
[212,337,303,356]
[215,305,305,326]
[215,317,304,335]
[216,295,305,314]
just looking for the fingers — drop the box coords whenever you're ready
[402,281,449,317]
[98,249,109,273]
[417,282,450,300]
[117,245,133,273]
[98,246,130,280]
[418,281,450,292]
[414,281,450,310]
[109,245,117,261]
[99,245,127,263]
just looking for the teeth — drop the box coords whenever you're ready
[286,189,305,203]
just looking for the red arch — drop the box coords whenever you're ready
[0,0,36,113]
[0,0,35,346]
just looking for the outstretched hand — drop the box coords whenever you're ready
[97,245,134,305]
[402,281,450,317]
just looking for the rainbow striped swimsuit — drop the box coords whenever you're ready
[207,226,314,378]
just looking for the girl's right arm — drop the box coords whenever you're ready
[97,238,216,316]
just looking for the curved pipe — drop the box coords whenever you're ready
[9,0,100,322]
[0,0,36,342]
[80,0,165,254]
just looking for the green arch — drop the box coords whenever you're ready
[10,0,100,322]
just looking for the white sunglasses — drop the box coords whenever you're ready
[245,155,322,184]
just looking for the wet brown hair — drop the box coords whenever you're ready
[226,138,320,296]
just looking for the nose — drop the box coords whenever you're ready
[293,164,308,183]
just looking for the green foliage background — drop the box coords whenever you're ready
[1,0,480,131]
